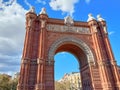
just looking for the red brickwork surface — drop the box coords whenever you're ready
[17,9,120,90]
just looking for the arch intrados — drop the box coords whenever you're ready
[55,43,86,63]
[48,37,95,64]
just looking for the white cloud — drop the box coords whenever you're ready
[0,0,15,6]
[109,31,115,35]
[35,0,46,5]
[49,0,79,16]
[0,0,27,75]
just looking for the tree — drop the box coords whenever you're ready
[0,74,18,90]
[55,81,66,90]
[55,81,71,90]
[10,77,18,90]
[0,74,12,90]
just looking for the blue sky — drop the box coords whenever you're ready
[55,52,79,80]
[0,0,120,80]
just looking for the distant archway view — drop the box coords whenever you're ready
[54,52,81,90]
[17,7,120,90]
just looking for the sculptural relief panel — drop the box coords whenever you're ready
[47,24,90,34]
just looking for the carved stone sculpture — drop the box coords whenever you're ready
[40,8,47,14]
[87,14,95,22]
[97,14,105,22]
[64,16,74,26]
[29,6,35,13]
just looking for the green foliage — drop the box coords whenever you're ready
[0,74,18,90]
[10,78,18,90]
[55,81,71,90]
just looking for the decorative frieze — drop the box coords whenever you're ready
[47,24,90,34]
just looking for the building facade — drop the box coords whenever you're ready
[17,7,120,90]
[58,72,82,90]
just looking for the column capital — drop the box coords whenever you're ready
[37,58,45,64]
[88,61,97,67]
[98,60,111,66]
[110,60,117,65]
[21,59,30,64]
[98,60,114,66]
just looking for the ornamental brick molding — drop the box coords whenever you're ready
[17,8,120,90]
[48,36,94,64]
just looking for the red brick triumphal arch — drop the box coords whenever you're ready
[17,7,120,90]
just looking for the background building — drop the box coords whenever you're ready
[14,72,20,79]
[58,72,82,90]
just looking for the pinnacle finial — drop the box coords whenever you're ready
[97,14,105,21]
[40,8,47,14]
[29,6,35,13]
[87,13,96,22]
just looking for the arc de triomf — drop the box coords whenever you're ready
[17,7,120,90]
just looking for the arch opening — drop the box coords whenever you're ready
[54,43,88,68]
[54,51,81,90]
[53,43,90,90]
[54,42,88,90]
[47,37,95,90]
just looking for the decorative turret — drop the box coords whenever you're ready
[26,6,37,28]
[39,8,48,28]
[97,14,105,22]
[87,14,98,33]
[36,7,49,90]
[97,14,107,34]
[40,7,47,15]
[22,6,37,58]
[29,6,35,13]
[87,13,96,22]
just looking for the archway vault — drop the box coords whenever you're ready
[48,36,95,65]
[47,36,97,90]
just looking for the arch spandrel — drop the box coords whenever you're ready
[48,36,95,64]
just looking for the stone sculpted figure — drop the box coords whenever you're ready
[40,8,47,14]
[64,16,74,26]
[87,13,95,22]
[29,6,35,13]
[97,14,105,22]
